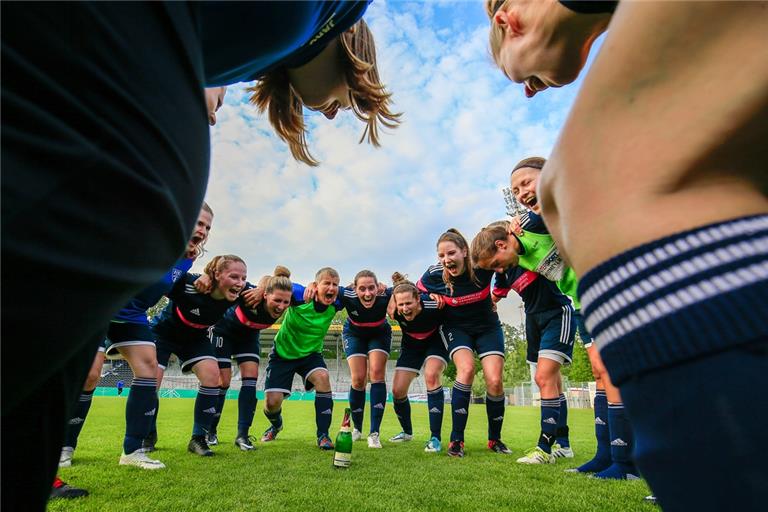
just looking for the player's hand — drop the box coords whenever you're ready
[386,294,397,318]
[429,293,445,309]
[304,282,318,303]
[491,293,503,305]
[377,282,388,295]
[194,273,213,294]
[241,287,263,308]
[205,86,227,126]
[507,215,523,236]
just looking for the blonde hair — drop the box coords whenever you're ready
[352,269,377,288]
[266,265,292,294]
[391,271,419,301]
[485,0,511,66]
[189,201,214,260]
[437,228,476,294]
[470,221,511,266]
[315,267,340,282]
[203,254,246,285]
[247,19,401,167]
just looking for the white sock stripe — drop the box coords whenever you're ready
[453,382,472,392]
[588,260,768,347]
[241,379,258,387]
[585,237,768,329]
[427,387,443,395]
[582,218,768,308]
[486,394,505,401]
[315,392,333,398]
[131,378,157,387]
[198,386,220,396]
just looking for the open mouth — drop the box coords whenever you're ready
[523,195,538,209]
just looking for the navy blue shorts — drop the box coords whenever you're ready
[263,351,328,396]
[619,340,768,510]
[438,324,504,360]
[210,327,261,369]
[395,335,449,374]
[525,306,575,364]
[105,321,155,359]
[342,324,392,358]
[155,330,216,373]
[573,309,593,348]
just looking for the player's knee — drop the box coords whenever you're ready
[456,367,474,384]
[351,375,367,389]
[485,375,503,395]
[424,372,441,390]
[219,373,232,388]
[265,395,282,412]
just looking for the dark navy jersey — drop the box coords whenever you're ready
[393,294,443,343]
[340,285,393,335]
[201,1,371,86]
[152,273,237,339]
[214,282,305,338]
[417,264,499,332]
[494,267,571,314]
[112,258,193,325]
[520,210,549,234]
[559,1,617,14]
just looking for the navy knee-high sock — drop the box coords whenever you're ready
[538,397,560,453]
[450,381,471,443]
[349,386,366,432]
[237,378,258,437]
[427,387,444,440]
[64,389,95,449]
[577,389,611,472]
[209,386,228,434]
[369,382,387,434]
[123,377,157,454]
[556,393,570,447]
[265,408,283,430]
[486,393,506,442]
[315,392,334,437]
[192,386,220,437]
[594,402,638,478]
[147,394,159,439]
[393,396,412,435]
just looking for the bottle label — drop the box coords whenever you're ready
[333,452,351,467]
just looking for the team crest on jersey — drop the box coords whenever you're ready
[536,246,566,282]
[171,268,183,282]
[350,310,359,316]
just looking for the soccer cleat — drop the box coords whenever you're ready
[644,495,658,506]
[50,477,88,500]
[388,432,414,443]
[205,431,219,446]
[317,434,335,450]
[551,443,574,458]
[187,436,214,456]
[447,441,465,458]
[488,440,513,454]
[352,428,363,442]
[119,449,166,469]
[516,446,555,464]
[234,435,256,451]
[261,425,282,443]
[142,431,158,452]
[593,463,641,480]
[367,432,382,449]
[59,446,74,468]
[424,437,442,453]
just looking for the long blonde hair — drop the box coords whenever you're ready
[247,20,401,166]
[266,265,292,294]
[437,229,476,294]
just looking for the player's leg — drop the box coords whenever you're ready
[367,346,390,447]
[423,352,447,453]
[477,326,508,454]
[188,357,221,456]
[60,348,105,468]
[345,333,368,439]
[234,360,259,450]
[261,352,292,442]
[304,354,334,449]
[390,367,418,443]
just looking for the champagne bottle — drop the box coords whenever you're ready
[333,407,353,468]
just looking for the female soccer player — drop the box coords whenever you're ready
[59,204,213,470]
[338,270,392,449]
[251,267,343,450]
[471,222,577,466]
[388,273,448,453]
[417,229,509,458]
[153,255,247,456]
[206,267,294,451]
[486,2,767,508]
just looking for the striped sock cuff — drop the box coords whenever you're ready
[79,389,95,401]
[316,392,333,399]
[559,393,567,403]
[579,214,768,385]
[394,396,409,403]
[595,389,606,397]
[219,387,230,396]
[607,402,624,409]
[453,381,472,393]
[198,386,220,396]
[427,387,443,395]
[486,393,505,402]
[132,377,157,388]
[541,398,561,408]
[241,378,258,388]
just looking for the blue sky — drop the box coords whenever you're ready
[198,0,595,327]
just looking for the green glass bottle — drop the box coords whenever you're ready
[333,408,353,469]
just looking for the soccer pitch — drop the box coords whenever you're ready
[52,398,651,512]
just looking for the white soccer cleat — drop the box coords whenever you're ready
[352,429,363,442]
[367,432,382,449]
[59,446,74,468]
[516,446,555,464]
[388,432,414,443]
[551,443,574,458]
[119,450,166,470]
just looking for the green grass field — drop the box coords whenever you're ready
[52,397,651,512]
